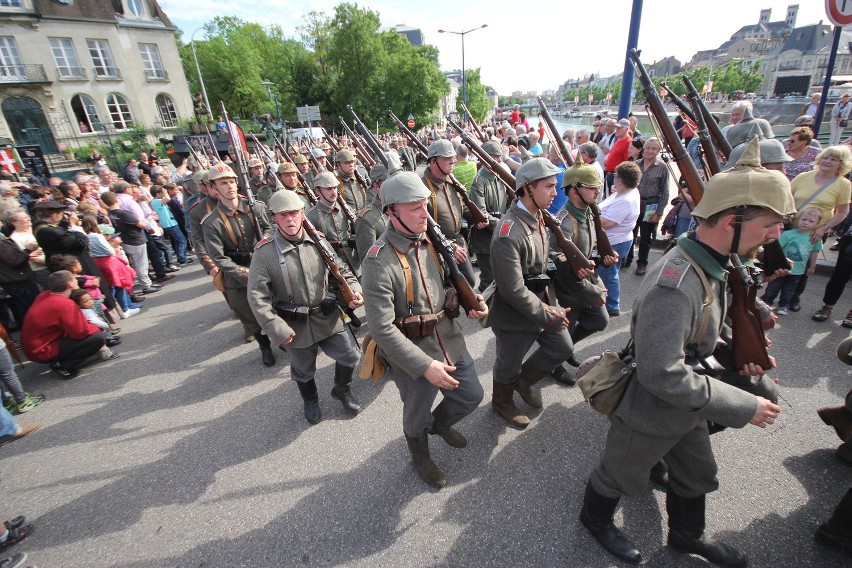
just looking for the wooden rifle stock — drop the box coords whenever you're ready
[728,255,774,370]
[447,117,516,201]
[460,101,487,142]
[681,86,723,176]
[682,77,732,159]
[302,216,356,306]
[202,124,221,164]
[220,102,264,241]
[426,216,484,313]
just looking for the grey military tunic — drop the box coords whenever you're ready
[469,168,508,291]
[188,195,216,273]
[337,171,369,212]
[307,199,360,274]
[550,203,609,316]
[355,196,387,264]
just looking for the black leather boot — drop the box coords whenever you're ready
[331,363,361,414]
[254,333,276,367]
[550,364,577,386]
[667,490,748,567]
[295,380,322,425]
[815,488,852,557]
[405,434,446,488]
[580,481,642,564]
[429,402,467,448]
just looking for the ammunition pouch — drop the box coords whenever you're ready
[224,249,252,267]
[443,287,460,319]
[392,312,445,339]
[330,239,357,250]
[523,273,551,294]
[274,294,338,323]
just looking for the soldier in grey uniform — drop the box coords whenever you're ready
[422,139,486,286]
[398,138,418,172]
[469,141,509,292]
[355,164,389,264]
[335,148,370,212]
[248,157,282,202]
[307,171,359,275]
[580,139,791,566]
[310,147,328,172]
[488,158,575,429]
[273,161,314,209]
[248,191,363,424]
[201,163,277,366]
[548,160,617,385]
[293,153,314,191]
[361,172,487,489]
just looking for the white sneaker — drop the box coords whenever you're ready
[776,307,788,315]
[124,307,141,318]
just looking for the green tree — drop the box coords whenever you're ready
[456,68,492,122]
[328,3,385,120]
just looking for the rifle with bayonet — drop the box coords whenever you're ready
[388,110,429,157]
[202,124,221,164]
[449,117,596,278]
[682,77,732,159]
[220,101,264,240]
[320,126,373,208]
[248,132,283,189]
[426,215,485,313]
[268,130,319,206]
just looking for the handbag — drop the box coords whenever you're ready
[577,340,636,415]
[841,119,848,128]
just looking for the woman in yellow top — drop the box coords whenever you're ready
[790,145,852,312]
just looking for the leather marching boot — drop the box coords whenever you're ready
[255,333,276,367]
[815,488,852,558]
[666,491,748,568]
[580,481,642,564]
[405,434,447,488]
[331,363,362,414]
[516,359,548,408]
[295,380,322,425]
[491,380,530,428]
[429,403,467,448]
[818,405,852,442]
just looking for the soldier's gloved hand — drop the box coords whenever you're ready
[423,360,459,390]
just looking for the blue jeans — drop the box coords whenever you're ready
[597,240,633,312]
[0,405,19,438]
[113,287,141,310]
[762,274,803,308]
[163,225,188,263]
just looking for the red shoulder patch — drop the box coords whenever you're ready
[498,219,514,238]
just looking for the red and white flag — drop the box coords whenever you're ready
[0,149,20,173]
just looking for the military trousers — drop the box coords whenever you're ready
[284,329,361,384]
[492,327,573,386]
[569,305,609,335]
[389,349,484,438]
[591,415,719,500]
[227,285,262,335]
[476,252,493,292]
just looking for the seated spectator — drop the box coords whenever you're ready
[0,322,44,414]
[69,289,120,361]
[48,254,107,321]
[20,270,107,379]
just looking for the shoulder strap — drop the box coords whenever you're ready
[391,244,415,313]
[217,209,240,248]
[424,176,439,219]
[678,249,714,348]
[797,178,835,212]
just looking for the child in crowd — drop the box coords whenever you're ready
[48,254,107,321]
[761,207,823,315]
[70,290,120,360]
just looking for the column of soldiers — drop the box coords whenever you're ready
[197,131,788,567]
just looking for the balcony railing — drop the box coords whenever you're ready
[56,66,87,80]
[144,68,169,81]
[778,61,802,71]
[0,64,49,84]
[93,66,121,80]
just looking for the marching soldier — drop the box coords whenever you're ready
[355,164,389,264]
[580,139,790,566]
[361,171,487,489]
[307,171,360,275]
[399,138,418,172]
[248,157,282,202]
[293,153,314,190]
[548,160,617,385]
[201,163,277,365]
[310,148,328,172]
[422,139,485,286]
[488,158,576,428]
[248,191,363,425]
[469,140,509,292]
[335,148,370,212]
[273,162,313,208]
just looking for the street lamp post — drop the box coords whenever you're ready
[260,81,283,130]
[438,24,487,120]
[190,26,213,116]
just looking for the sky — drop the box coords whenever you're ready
[159,0,832,95]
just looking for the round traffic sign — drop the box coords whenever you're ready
[407,119,415,128]
[826,0,852,27]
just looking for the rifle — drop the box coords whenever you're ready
[302,216,362,327]
[460,101,487,142]
[220,101,264,240]
[388,110,429,157]
[248,132,282,188]
[338,117,376,168]
[682,77,732,159]
[535,98,616,260]
[201,124,221,164]
[632,50,772,372]
[681,85,722,177]
[186,141,208,171]
[268,130,319,206]
[321,125,372,205]
[426,215,485,313]
[304,136,328,173]
[449,118,595,277]
[346,105,390,170]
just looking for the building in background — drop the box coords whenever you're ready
[0,0,191,163]
[392,24,424,46]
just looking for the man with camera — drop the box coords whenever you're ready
[201,163,276,367]
[248,190,363,425]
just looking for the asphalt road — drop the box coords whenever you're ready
[1,245,850,568]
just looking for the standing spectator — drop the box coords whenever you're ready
[628,137,668,274]
[831,93,852,146]
[150,186,191,266]
[6,209,48,290]
[803,93,821,117]
[137,152,152,178]
[783,127,821,181]
[761,208,823,315]
[20,270,107,379]
[0,234,40,328]
[123,159,141,185]
[603,119,633,196]
[451,145,477,192]
[595,161,641,317]
[101,191,159,295]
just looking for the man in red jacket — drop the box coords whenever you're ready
[20,270,106,379]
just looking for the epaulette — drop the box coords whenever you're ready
[497,219,514,238]
[556,209,570,222]
[200,210,214,224]
[366,239,385,259]
[255,236,273,249]
[656,257,690,289]
[358,204,374,216]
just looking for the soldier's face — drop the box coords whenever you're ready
[317,186,338,204]
[732,212,784,256]
[279,172,298,188]
[214,177,238,200]
[274,209,304,239]
[390,199,429,235]
[338,160,356,176]
[529,176,557,209]
[251,166,264,178]
[296,162,309,173]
